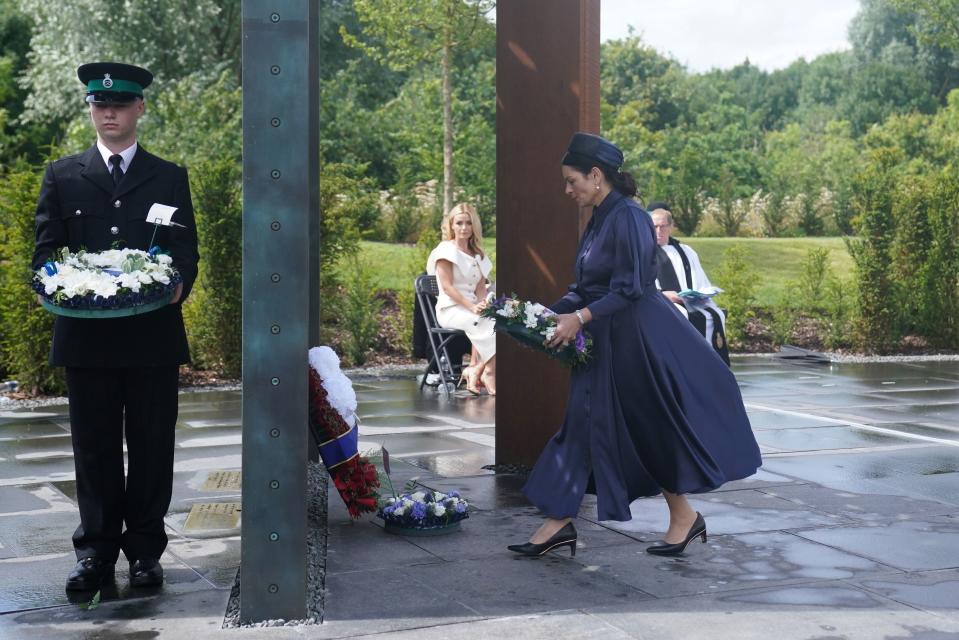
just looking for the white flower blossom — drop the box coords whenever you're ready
[116,272,143,292]
[308,346,358,426]
[496,299,520,318]
[432,504,446,517]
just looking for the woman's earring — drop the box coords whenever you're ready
[595,184,600,191]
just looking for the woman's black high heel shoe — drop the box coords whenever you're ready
[508,522,577,557]
[645,512,707,556]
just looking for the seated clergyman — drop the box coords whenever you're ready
[649,202,730,366]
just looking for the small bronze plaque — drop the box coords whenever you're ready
[201,470,242,491]
[183,502,241,532]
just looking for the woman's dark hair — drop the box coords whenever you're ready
[562,152,638,198]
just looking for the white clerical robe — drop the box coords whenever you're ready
[655,242,726,343]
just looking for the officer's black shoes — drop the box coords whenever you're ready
[129,557,164,587]
[65,557,116,591]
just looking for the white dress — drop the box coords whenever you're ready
[426,240,496,363]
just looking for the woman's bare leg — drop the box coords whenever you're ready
[480,354,496,395]
[530,516,572,543]
[661,490,698,543]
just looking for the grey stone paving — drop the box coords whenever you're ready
[1,355,959,639]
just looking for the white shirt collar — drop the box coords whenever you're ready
[96,140,138,174]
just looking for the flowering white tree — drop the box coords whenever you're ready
[15,0,238,125]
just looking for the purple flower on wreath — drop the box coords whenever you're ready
[411,501,427,520]
[575,330,586,353]
[448,491,460,498]
[454,502,467,514]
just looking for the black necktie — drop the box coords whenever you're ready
[109,154,123,186]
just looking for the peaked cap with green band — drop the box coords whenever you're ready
[77,62,153,104]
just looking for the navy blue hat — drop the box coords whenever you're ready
[78,62,153,104]
[561,132,624,170]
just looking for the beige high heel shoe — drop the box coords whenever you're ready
[480,369,496,396]
[458,366,481,395]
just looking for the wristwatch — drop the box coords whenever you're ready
[575,309,586,325]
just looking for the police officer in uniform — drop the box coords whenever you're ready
[32,62,199,591]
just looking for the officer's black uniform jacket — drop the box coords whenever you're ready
[32,144,200,367]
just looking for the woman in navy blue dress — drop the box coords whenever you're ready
[508,133,762,558]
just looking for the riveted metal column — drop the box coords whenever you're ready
[241,0,318,623]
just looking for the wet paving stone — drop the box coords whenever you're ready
[754,425,914,452]
[409,551,655,617]
[795,520,959,571]
[0,548,217,614]
[568,529,895,599]
[321,566,482,635]
[0,421,68,442]
[597,488,851,539]
[360,431,493,478]
[165,534,240,590]
[763,446,959,506]
[757,483,956,522]
[584,584,959,640]
[3,358,959,638]
[0,483,74,516]
[852,568,959,621]
[744,409,838,430]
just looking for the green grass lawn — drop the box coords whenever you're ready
[359,241,498,292]
[361,237,852,307]
[676,237,854,307]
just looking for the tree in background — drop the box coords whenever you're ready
[891,0,959,52]
[0,163,62,394]
[847,148,901,352]
[182,158,242,378]
[0,1,56,164]
[15,0,238,127]
[343,0,494,216]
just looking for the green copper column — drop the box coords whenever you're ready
[240,0,319,623]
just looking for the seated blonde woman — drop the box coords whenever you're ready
[426,203,496,395]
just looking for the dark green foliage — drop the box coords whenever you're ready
[847,149,899,352]
[339,256,383,365]
[181,158,242,377]
[917,167,959,346]
[820,275,855,350]
[890,175,934,335]
[0,163,63,394]
[319,163,377,271]
[713,245,758,349]
[795,248,832,312]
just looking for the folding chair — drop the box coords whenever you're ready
[414,274,466,394]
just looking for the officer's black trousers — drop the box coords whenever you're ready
[66,366,179,564]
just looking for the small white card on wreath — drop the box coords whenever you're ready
[146,203,178,226]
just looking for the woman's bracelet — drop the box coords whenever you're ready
[575,309,586,325]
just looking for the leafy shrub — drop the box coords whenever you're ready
[921,167,959,347]
[795,247,831,313]
[320,163,377,275]
[713,245,758,349]
[0,163,63,394]
[847,149,899,352]
[181,158,241,378]
[820,275,854,350]
[338,256,383,365]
